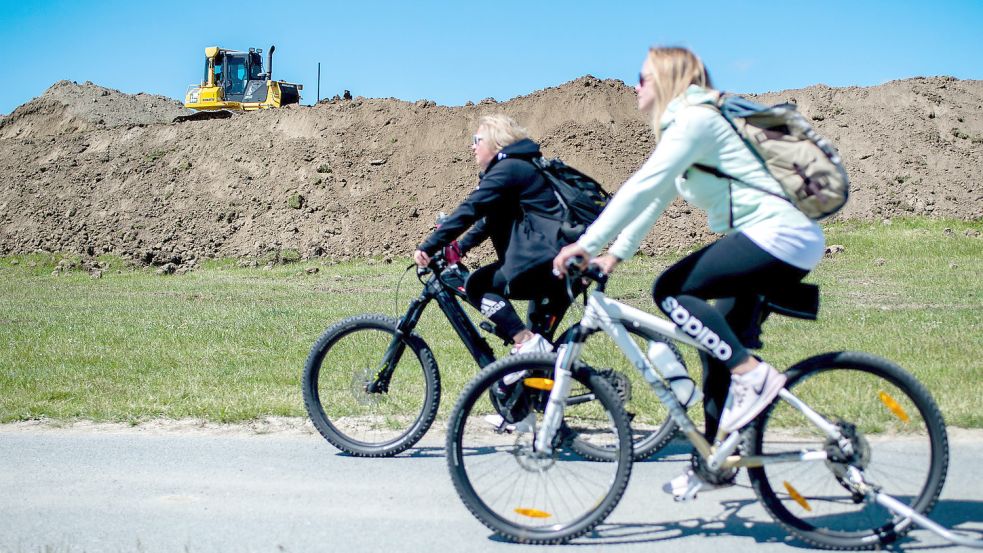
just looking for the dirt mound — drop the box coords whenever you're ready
[0,75,980,265]
[0,80,190,139]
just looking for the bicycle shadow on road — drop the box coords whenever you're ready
[391,434,701,461]
[551,497,983,550]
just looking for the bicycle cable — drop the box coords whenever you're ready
[392,263,417,319]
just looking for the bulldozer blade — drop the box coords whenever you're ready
[173,110,235,123]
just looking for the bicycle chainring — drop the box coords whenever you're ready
[691,452,738,487]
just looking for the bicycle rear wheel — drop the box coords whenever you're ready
[302,314,440,457]
[446,353,632,544]
[747,352,948,550]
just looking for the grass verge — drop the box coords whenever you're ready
[0,218,980,427]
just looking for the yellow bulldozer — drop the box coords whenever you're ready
[176,45,303,122]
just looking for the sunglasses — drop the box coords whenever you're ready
[472,134,484,146]
[638,72,648,87]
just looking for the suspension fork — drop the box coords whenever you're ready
[365,288,433,393]
[534,325,587,454]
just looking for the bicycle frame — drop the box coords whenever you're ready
[369,267,496,393]
[539,285,850,472]
[525,269,982,548]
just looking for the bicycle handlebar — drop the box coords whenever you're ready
[415,251,447,276]
[565,255,608,285]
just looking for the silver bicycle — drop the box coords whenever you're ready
[445,260,975,549]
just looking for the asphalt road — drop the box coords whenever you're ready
[1,425,981,553]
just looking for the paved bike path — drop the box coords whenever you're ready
[1,425,981,553]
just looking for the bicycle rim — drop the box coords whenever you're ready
[748,352,948,549]
[303,315,439,456]
[447,353,632,544]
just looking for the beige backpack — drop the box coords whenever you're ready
[694,93,850,220]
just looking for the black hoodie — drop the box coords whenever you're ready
[418,138,566,281]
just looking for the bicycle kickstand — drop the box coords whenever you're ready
[874,491,983,548]
[848,467,983,548]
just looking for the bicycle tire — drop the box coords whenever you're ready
[302,314,440,457]
[446,352,633,544]
[566,326,686,461]
[746,351,949,550]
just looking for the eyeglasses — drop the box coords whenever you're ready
[638,72,647,87]
[472,134,484,146]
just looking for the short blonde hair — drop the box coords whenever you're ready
[643,47,713,140]
[477,114,530,151]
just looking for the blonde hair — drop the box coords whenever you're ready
[477,114,530,151]
[642,47,713,140]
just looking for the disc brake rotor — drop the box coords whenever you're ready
[350,366,384,406]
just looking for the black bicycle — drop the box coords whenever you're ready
[301,252,686,458]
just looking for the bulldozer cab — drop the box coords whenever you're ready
[180,44,302,118]
[206,50,266,103]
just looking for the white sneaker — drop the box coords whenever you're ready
[661,469,705,501]
[661,467,736,501]
[484,413,507,430]
[483,412,535,434]
[718,362,786,434]
[509,333,552,356]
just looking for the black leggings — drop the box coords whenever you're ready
[465,261,571,341]
[652,232,809,437]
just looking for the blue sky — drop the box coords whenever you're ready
[1,0,981,115]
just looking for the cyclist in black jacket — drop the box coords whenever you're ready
[414,114,570,354]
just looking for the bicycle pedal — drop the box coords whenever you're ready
[678,481,703,502]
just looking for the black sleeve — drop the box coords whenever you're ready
[457,218,489,255]
[417,165,516,255]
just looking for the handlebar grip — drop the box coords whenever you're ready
[565,255,586,270]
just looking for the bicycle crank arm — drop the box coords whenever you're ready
[873,492,983,548]
[565,393,595,407]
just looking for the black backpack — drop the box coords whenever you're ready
[523,156,611,242]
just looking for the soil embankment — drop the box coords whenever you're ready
[1,76,980,266]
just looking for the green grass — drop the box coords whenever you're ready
[0,218,980,427]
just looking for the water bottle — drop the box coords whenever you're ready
[435,212,461,265]
[646,341,702,408]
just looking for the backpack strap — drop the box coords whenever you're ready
[689,94,796,211]
[491,152,572,228]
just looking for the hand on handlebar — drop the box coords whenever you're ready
[593,253,622,275]
[553,243,589,276]
[413,249,431,268]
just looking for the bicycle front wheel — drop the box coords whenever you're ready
[747,352,948,550]
[446,353,632,544]
[302,314,440,457]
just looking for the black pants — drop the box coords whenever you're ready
[652,232,809,437]
[465,261,571,341]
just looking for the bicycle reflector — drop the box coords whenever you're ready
[784,481,812,512]
[878,391,910,423]
[514,508,552,519]
[523,377,555,391]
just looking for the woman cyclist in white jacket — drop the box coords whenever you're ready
[553,46,825,495]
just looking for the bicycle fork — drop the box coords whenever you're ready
[534,338,581,455]
[366,295,430,394]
